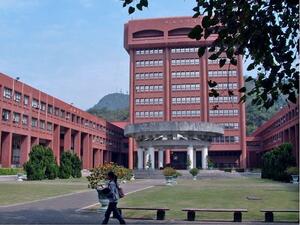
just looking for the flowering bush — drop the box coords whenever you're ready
[87,162,133,189]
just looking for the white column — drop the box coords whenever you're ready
[148,147,155,169]
[137,147,143,169]
[144,149,150,169]
[202,145,208,169]
[187,145,194,169]
[193,149,197,168]
[158,149,164,168]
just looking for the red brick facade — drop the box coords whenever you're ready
[124,17,247,169]
[0,73,128,169]
[247,102,299,168]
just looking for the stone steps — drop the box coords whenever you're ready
[133,169,260,179]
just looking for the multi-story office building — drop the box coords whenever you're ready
[0,73,128,168]
[247,102,299,168]
[124,17,247,169]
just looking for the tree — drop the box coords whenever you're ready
[24,145,58,180]
[122,0,299,109]
[59,151,82,179]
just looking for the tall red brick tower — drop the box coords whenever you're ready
[124,17,247,169]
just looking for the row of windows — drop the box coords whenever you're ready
[208,70,237,77]
[172,97,200,104]
[209,109,239,116]
[218,122,239,129]
[135,72,163,80]
[172,110,201,117]
[208,57,230,64]
[135,98,163,105]
[136,48,163,55]
[136,60,163,67]
[171,58,200,65]
[171,47,198,53]
[2,109,53,131]
[209,96,238,103]
[267,107,299,133]
[214,83,238,90]
[212,136,240,143]
[172,84,200,91]
[135,111,163,118]
[171,71,200,78]
[135,85,163,92]
[1,87,121,136]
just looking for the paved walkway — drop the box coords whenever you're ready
[0,179,297,225]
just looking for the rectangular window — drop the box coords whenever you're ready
[40,120,46,130]
[31,117,38,127]
[2,109,10,121]
[3,87,12,99]
[23,95,29,105]
[13,112,20,123]
[32,98,39,109]
[22,115,28,125]
[40,102,46,111]
[14,92,21,103]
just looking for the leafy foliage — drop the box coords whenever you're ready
[59,151,82,179]
[285,167,299,176]
[261,143,296,182]
[87,107,129,122]
[189,168,199,176]
[24,145,58,180]
[0,168,23,175]
[245,78,286,134]
[87,162,133,189]
[122,0,299,109]
[163,167,177,177]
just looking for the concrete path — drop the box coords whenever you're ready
[0,179,161,224]
[0,179,297,225]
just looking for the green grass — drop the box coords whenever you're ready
[118,177,299,222]
[0,177,90,205]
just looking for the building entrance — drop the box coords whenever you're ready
[171,151,187,169]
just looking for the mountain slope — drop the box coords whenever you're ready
[91,93,129,111]
[87,93,129,122]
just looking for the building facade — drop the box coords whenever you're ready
[247,102,299,168]
[0,73,128,169]
[124,17,247,169]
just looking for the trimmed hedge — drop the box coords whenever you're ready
[0,168,23,175]
[261,143,296,182]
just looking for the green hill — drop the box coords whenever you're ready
[87,93,129,122]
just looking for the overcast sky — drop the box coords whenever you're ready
[0,0,250,110]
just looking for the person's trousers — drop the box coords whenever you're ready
[102,202,126,224]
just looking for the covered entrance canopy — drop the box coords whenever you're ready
[124,121,224,169]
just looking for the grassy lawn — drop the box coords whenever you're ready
[0,177,89,206]
[118,177,299,222]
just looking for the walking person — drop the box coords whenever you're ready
[102,171,126,224]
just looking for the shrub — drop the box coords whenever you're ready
[71,153,82,178]
[0,168,23,175]
[285,167,299,176]
[261,143,296,181]
[207,156,215,168]
[87,162,132,189]
[24,145,58,180]
[189,168,199,176]
[59,151,73,179]
[224,168,232,173]
[46,163,59,180]
[163,167,177,177]
[235,168,245,173]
